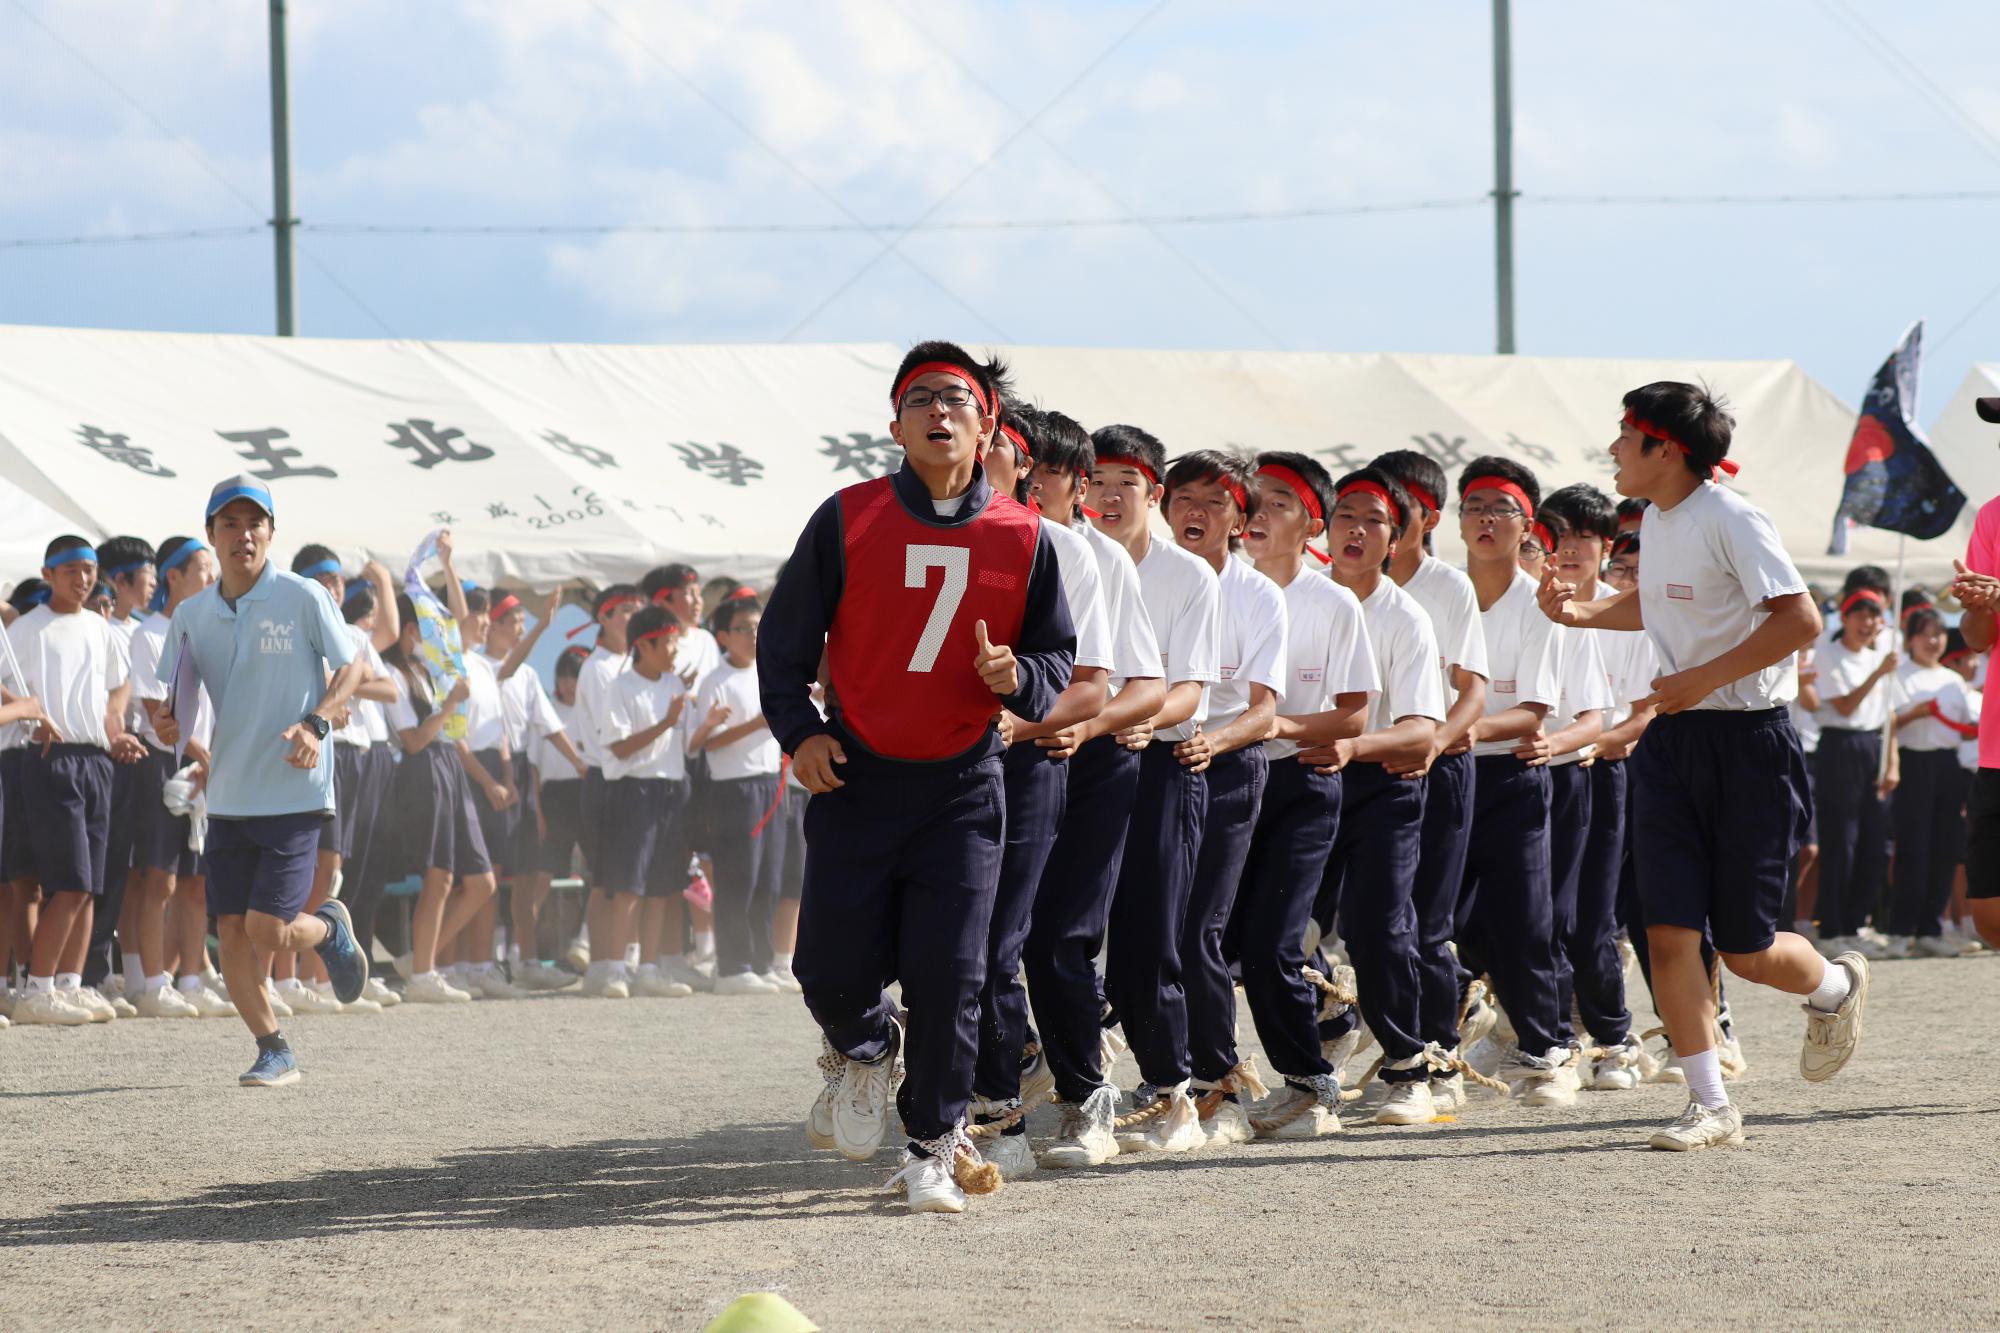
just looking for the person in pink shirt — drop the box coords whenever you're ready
[1947,395,2000,949]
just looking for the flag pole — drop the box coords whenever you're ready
[1882,532,1906,783]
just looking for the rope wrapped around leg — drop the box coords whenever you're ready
[1192,1058,1270,1120]
[1248,1072,1339,1135]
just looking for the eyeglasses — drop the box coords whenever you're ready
[898,386,978,411]
[1458,503,1525,522]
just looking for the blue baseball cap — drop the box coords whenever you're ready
[205,474,275,522]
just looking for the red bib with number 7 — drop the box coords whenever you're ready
[826,477,1039,761]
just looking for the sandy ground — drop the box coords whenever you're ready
[3,952,1997,1332]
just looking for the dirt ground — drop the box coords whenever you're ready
[3,952,1997,1331]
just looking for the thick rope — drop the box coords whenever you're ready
[1248,1084,1326,1135]
[1193,1058,1271,1119]
[1113,1095,1172,1131]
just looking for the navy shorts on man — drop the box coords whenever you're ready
[22,743,114,896]
[1632,707,1810,955]
[206,811,327,920]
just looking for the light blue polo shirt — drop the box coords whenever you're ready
[167,561,357,818]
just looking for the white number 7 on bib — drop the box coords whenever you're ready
[904,544,969,672]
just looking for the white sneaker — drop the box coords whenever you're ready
[1801,950,1869,1083]
[1716,1031,1748,1080]
[282,981,343,1015]
[363,976,402,1008]
[1877,934,1913,960]
[1200,1095,1255,1146]
[403,971,474,1004]
[983,1132,1038,1179]
[1429,1072,1465,1112]
[1590,1040,1642,1091]
[14,989,92,1026]
[714,970,782,996]
[631,965,694,998]
[1251,1077,1343,1139]
[200,965,229,999]
[763,965,803,994]
[136,983,199,1019]
[885,1146,967,1214]
[658,956,713,994]
[1500,1048,1579,1108]
[105,990,139,1019]
[1846,933,1891,961]
[471,965,526,1000]
[564,938,591,973]
[832,1017,901,1161]
[0,987,13,1018]
[1375,1079,1436,1125]
[320,980,383,1014]
[262,981,294,1018]
[1321,1028,1365,1089]
[1463,1034,1508,1078]
[1637,1032,1686,1084]
[1913,933,1961,959]
[180,981,238,1018]
[1042,1085,1120,1168]
[1116,1083,1204,1154]
[67,986,117,1023]
[602,969,630,1000]
[1648,1099,1745,1151]
[0,1010,8,1029]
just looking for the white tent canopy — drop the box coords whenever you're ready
[1932,363,2000,550]
[0,324,1944,591]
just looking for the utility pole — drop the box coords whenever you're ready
[1491,0,1516,355]
[268,0,297,336]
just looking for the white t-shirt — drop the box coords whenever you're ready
[330,624,378,749]
[1812,634,1893,734]
[1637,482,1808,711]
[602,669,688,782]
[530,696,582,781]
[572,645,625,770]
[1961,684,1983,772]
[1355,576,1442,738]
[1079,519,1163,690]
[1547,625,1615,765]
[678,626,722,693]
[1265,566,1379,760]
[1135,537,1222,744]
[460,649,506,753]
[1206,555,1288,733]
[1470,568,1563,758]
[5,605,127,749]
[1595,625,1660,729]
[127,610,216,753]
[1044,517,1114,674]
[384,666,448,749]
[1403,556,1490,707]
[1893,661,1971,753]
[694,659,782,780]
[1790,648,1821,754]
[108,615,143,730]
[493,659,562,756]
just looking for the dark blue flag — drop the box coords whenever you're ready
[1830,321,1965,552]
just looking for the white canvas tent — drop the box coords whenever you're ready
[0,324,1937,591]
[1932,363,2000,549]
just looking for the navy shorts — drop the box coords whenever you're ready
[469,746,521,874]
[105,752,139,886]
[598,776,689,898]
[396,744,493,879]
[581,767,607,885]
[1631,707,1810,953]
[537,777,585,877]
[132,745,200,877]
[205,811,327,919]
[21,744,114,896]
[0,747,27,882]
[1965,769,2000,900]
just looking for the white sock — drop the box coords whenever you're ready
[147,972,171,992]
[178,974,202,993]
[506,943,522,964]
[623,942,641,967]
[56,972,81,992]
[694,930,715,955]
[416,969,441,983]
[575,924,590,947]
[124,957,147,992]
[1680,1048,1729,1109]
[278,977,305,992]
[27,975,54,994]
[772,951,794,971]
[1806,958,1852,1013]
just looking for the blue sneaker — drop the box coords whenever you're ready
[240,1045,300,1087]
[313,899,369,1004]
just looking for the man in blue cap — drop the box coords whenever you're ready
[154,475,371,1086]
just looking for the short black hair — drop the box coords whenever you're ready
[1902,586,1934,613]
[1946,625,1972,661]
[1456,456,1542,512]
[594,582,643,619]
[98,536,155,583]
[341,582,376,625]
[156,536,202,575]
[1610,531,1641,561]
[1616,496,1651,527]
[7,577,49,613]
[992,401,1037,503]
[464,587,490,616]
[1370,449,1448,516]
[1329,464,1413,531]
[713,593,762,634]
[1256,451,1336,532]
[1541,483,1618,543]
[555,646,587,682]
[1841,565,1892,598]
[1622,381,1734,478]
[1162,448,1253,510]
[1903,606,1945,641]
[626,604,682,656]
[1035,408,1095,479]
[45,534,94,563]
[891,340,1001,415]
[642,565,700,600]
[1091,423,1166,485]
[291,543,339,576]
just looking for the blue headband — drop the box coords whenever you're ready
[160,540,208,576]
[105,560,153,580]
[45,546,98,570]
[299,558,341,580]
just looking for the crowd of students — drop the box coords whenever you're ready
[5,343,1998,1218]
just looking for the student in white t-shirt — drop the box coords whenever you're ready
[85,535,155,1009]
[1370,448,1492,1100]
[1808,586,1897,951]
[6,537,137,1026]
[973,406,1112,1173]
[1888,607,1972,953]
[1020,409,1166,1169]
[1542,380,1860,1151]
[572,585,643,993]
[1156,450,1287,1143]
[1087,423,1221,1155]
[645,564,721,968]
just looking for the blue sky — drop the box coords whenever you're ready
[4,0,1997,424]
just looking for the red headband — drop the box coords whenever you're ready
[570,592,642,637]
[726,586,759,602]
[1944,644,1976,663]
[1096,454,1159,488]
[1335,478,1406,527]
[490,593,521,620]
[1530,521,1557,554]
[1900,602,1932,625]
[1259,464,1323,520]
[1624,409,1740,480]
[633,624,683,646]
[1462,476,1534,521]
[1839,588,1886,616]
[1204,473,1250,513]
[892,361,991,418]
[998,423,1032,462]
[1402,480,1439,515]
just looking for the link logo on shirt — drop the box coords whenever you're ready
[258,618,296,654]
[1667,584,1694,600]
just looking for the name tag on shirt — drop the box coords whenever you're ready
[1667,584,1694,601]
[1297,668,1323,683]
[1494,678,1517,694]
[1220,664,1239,680]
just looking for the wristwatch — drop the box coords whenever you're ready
[302,713,332,741]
